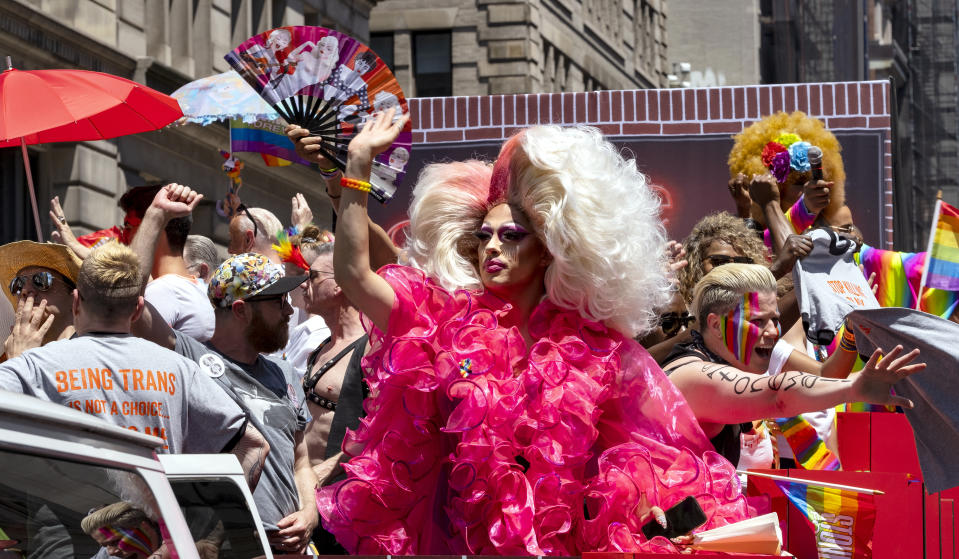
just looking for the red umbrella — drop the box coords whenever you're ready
[0,57,183,240]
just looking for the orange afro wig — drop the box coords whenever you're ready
[728,111,846,224]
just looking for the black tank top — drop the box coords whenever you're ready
[662,331,753,465]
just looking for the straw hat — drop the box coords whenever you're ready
[0,241,82,308]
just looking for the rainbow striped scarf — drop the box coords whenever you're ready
[775,416,841,470]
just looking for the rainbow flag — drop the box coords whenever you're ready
[775,480,876,559]
[856,245,959,319]
[260,153,294,167]
[229,119,311,167]
[922,200,959,291]
[774,416,841,470]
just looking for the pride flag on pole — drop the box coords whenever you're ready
[775,479,876,559]
[922,199,959,292]
[229,119,312,167]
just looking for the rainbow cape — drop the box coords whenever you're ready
[775,479,877,559]
[774,416,841,470]
[856,245,959,319]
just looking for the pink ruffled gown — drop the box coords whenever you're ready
[317,265,752,554]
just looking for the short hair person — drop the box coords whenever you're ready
[0,241,268,486]
[120,184,214,341]
[184,234,220,282]
[661,263,924,464]
[129,185,318,554]
[294,111,750,553]
[228,206,283,263]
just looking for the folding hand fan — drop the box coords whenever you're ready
[225,26,413,203]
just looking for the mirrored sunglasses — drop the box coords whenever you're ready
[9,271,56,296]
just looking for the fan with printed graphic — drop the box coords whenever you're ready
[225,26,412,203]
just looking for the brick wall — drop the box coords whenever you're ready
[405,81,895,247]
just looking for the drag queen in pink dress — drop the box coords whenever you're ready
[300,110,753,554]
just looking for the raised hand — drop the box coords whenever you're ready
[286,124,336,167]
[802,178,833,214]
[665,240,688,276]
[348,107,410,161]
[291,193,313,230]
[4,295,54,358]
[48,196,91,260]
[150,183,202,220]
[770,233,813,278]
[727,173,752,218]
[851,345,926,409]
[748,173,781,207]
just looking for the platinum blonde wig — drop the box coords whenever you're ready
[405,160,494,291]
[406,125,673,336]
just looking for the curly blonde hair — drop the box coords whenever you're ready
[728,111,845,223]
[678,212,770,305]
[406,126,672,336]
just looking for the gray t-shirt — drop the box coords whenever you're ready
[172,330,309,530]
[0,334,246,454]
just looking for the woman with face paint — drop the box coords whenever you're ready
[290,111,758,554]
[661,263,924,466]
[82,502,165,559]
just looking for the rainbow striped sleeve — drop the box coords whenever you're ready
[926,201,959,291]
[774,416,841,470]
[857,244,959,318]
[764,195,818,248]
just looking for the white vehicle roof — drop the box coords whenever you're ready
[0,390,164,455]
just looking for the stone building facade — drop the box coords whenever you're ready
[368,0,669,98]
[0,0,373,245]
[666,0,761,88]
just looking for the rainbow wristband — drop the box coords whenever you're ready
[319,166,340,179]
[838,326,857,353]
[340,177,372,193]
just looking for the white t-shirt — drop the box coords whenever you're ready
[145,274,215,341]
[283,314,331,378]
[737,338,794,473]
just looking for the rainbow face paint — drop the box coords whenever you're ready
[98,525,157,558]
[721,292,764,366]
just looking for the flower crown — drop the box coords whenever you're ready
[762,133,815,184]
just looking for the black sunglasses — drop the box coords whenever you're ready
[660,311,695,337]
[237,204,260,241]
[9,271,59,296]
[705,255,753,267]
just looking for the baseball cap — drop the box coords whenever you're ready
[208,253,306,308]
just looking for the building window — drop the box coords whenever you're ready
[370,32,394,71]
[1,148,40,243]
[413,31,452,97]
